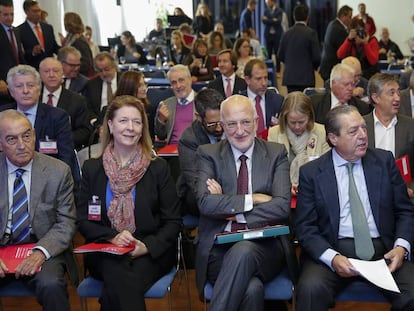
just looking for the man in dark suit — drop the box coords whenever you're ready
[2,64,77,181]
[319,5,353,81]
[278,4,320,93]
[207,49,247,98]
[0,109,78,311]
[39,57,90,150]
[17,0,60,70]
[311,63,371,125]
[84,52,119,126]
[399,70,414,118]
[240,0,256,33]
[196,94,294,311]
[364,73,414,196]
[178,88,224,216]
[240,59,284,136]
[295,105,414,311]
[262,0,284,69]
[0,0,25,105]
[57,46,88,95]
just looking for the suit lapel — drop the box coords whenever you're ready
[0,155,9,236]
[219,141,237,194]
[362,151,382,222]
[394,116,404,157]
[364,113,375,149]
[251,140,266,192]
[30,153,46,222]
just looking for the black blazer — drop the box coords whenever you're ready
[17,21,60,69]
[0,25,25,81]
[207,75,247,98]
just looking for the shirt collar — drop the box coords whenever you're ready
[178,89,195,104]
[17,103,39,116]
[373,108,398,129]
[230,141,255,163]
[332,148,362,167]
[7,157,33,175]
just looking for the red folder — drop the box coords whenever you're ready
[157,144,178,156]
[74,243,134,255]
[396,155,412,184]
[183,33,195,47]
[0,244,36,273]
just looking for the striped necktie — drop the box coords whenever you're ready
[11,169,31,244]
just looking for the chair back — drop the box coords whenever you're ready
[144,70,167,79]
[303,87,326,96]
[147,87,174,109]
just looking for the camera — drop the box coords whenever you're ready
[356,28,366,39]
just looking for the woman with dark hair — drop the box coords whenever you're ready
[117,31,148,65]
[184,38,214,82]
[233,38,254,79]
[208,31,226,55]
[173,7,192,26]
[268,92,330,195]
[115,71,155,140]
[167,30,190,66]
[62,12,94,77]
[337,18,379,79]
[77,95,181,311]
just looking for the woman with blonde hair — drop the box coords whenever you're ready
[192,2,214,39]
[77,95,181,311]
[268,92,330,195]
[167,30,190,66]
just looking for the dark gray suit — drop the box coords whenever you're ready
[65,73,88,95]
[0,152,78,311]
[399,88,413,118]
[364,112,414,187]
[195,139,296,310]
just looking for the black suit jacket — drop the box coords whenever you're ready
[41,87,91,149]
[296,148,414,261]
[240,89,284,127]
[17,21,60,69]
[77,157,182,270]
[207,75,247,98]
[319,19,349,80]
[310,92,372,124]
[0,25,25,81]
[67,73,89,95]
[278,23,320,87]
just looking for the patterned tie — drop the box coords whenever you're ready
[225,78,232,98]
[347,162,375,260]
[8,28,19,64]
[255,95,265,134]
[34,24,44,49]
[11,169,31,244]
[231,155,248,232]
[180,98,188,105]
[107,81,113,105]
[47,93,54,106]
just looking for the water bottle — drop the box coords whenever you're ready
[156,53,162,69]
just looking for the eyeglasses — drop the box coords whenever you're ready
[223,119,254,130]
[4,130,33,145]
[205,121,221,128]
[62,61,81,68]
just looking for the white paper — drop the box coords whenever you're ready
[348,258,400,293]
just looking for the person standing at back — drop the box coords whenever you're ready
[319,5,352,81]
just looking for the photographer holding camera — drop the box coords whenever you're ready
[337,18,379,79]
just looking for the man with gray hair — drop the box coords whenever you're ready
[0,109,77,311]
[155,64,197,145]
[364,72,414,197]
[0,64,77,180]
[311,63,371,124]
[57,46,88,95]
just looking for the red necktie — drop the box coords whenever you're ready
[225,78,232,98]
[231,155,248,232]
[34,24,44,49]
[255,95,265,134]
[47,93,54,106]
[8,28,19,64]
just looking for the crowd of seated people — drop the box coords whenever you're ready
[3,1,414,310]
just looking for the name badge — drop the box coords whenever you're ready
[199,67,208,75]
[88,196,101,221]
[39,139,58,154]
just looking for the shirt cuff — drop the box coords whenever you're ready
[244,194,253,212]
[394,238,411,260]
[33,246,51,260]
[319,248,340,271]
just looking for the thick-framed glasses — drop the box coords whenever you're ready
[5,130,33,145]
[62,61,81,68]
[205,121,221,128]
[223,119,254,130]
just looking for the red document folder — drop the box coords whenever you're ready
[74,243,134,255]
[395,155,412,184]
[0,243,36,273]
[157,144,178,156]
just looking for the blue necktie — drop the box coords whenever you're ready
[347,163,375,260]
[11,169,31,244]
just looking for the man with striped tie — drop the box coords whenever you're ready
[0,109,77,311]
